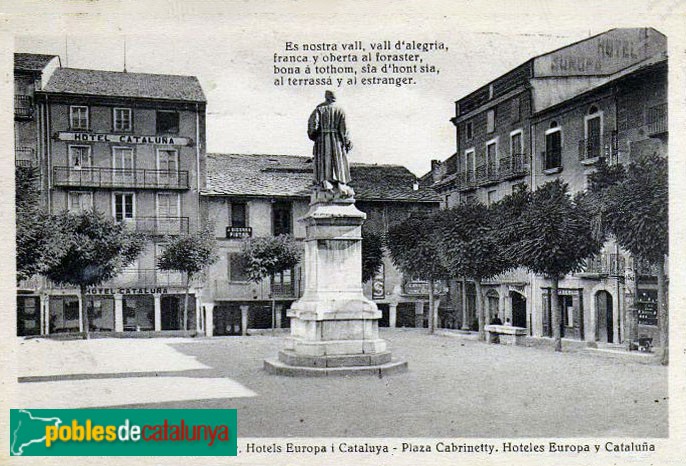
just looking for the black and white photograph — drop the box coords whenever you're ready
[1,1,684,465]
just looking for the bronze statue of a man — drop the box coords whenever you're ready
[307,90,354,198]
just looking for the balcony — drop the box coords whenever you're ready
[580,253,626,277]
[499,153,529,180]
[15,95,33,119]
[120,217,189,236]
[15,147,37,167]
[103,269,186,288]
[53,167,190,190]
[455,170,477,192]
[226,226,252,239]
[578,131,617,164]
[646,103,667,136]
[271,282,295,298]
[474,161,499,186]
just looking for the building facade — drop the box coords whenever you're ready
[15,54,208,336]
[431,28,667,344]
[201,154,441,336]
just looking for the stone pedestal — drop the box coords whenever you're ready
[264,193,407,376]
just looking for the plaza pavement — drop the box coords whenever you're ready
[15,329,667,437]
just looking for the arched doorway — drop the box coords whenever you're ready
[510,291,527,328]
[596,290,613,343]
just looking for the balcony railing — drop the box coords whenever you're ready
[120,217,189,236]
[101,269,185,288]
[646,103,667,136]
[15,147,37,167]
[454,170,477,191]
[578,131,618,162]
[53,167,190,189]
[499,153,529,180]
[582,253,626,277]
[15,95,33,119]
[455,154,530,191]
[271,282,295,297]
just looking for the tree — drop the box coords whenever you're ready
[361,224,385,283]
[387,211,448,334]
[507,180,602,351]
[239,234,303,332]
[16,166,66,283]
[437,200,511,341]
[589,154,668,363]
[43,211,147,335]
[158,227,218,332]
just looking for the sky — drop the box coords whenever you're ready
[10,4,655,176]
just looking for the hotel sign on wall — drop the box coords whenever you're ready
[533,28,666,77]
[56,132,193,146]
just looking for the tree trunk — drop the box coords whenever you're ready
[183,273,190,332]
[428,278,435,335]
[657,256,668,365]
[434,297,441,330]
[551,276,562,352]
[474,279,485,341]
[80,284,90,338]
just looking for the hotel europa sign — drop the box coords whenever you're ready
[55,132,193,146]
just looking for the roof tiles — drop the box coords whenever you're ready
[42,67,206,102]
[204,153,440,203]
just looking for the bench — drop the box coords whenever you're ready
[484,324,527,346]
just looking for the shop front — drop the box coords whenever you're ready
[541,287,584,340]
[33,286,201,335]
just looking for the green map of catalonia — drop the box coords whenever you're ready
[11,410,62,455]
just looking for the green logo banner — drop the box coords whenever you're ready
[10,409,237,456]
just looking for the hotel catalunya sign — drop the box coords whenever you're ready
[56,132,193,146]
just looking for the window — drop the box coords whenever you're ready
[272,269,294,295]
[544,128,562,170]
[113,108,132,132]
[68,191,93,213]
[464,149,475,176]
[70,106,89,130]
[583,106,603,160]
[113,193,135,221]
[486,109,496,133]
[69,145,91,168]
[156,111,179,134]
[272,202,292,236]
[231,202,248,227]
[229,253,249,282]
[486,141,497,176]
[510,130,524,170]
[157,193,180,234]
[157,149,179,186]
[510,131,523,157]
[511,97,521,122]
[465,121,473,140]
[113,147,134,183]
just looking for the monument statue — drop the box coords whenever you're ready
[307,90,355,199]
[264,91,407,377]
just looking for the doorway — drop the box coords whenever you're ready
[596,290,613,343]
[213,304,243,336]
[511,291,527,328]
